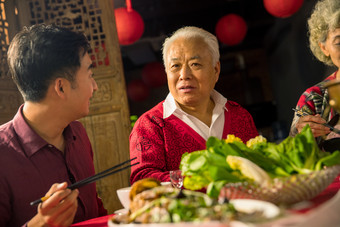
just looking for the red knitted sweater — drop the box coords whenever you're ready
[129,100,258,184]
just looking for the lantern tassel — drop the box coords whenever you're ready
[126,0,132,12]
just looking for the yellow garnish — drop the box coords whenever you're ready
[225,134,242,143]
[246,135,267,148]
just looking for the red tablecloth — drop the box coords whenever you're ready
[72,214,114,227]
[71,176,340,227]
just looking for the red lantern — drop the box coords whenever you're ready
[142,62,167,88]
[263,0,304,18]
[114,0,144,45]
[127,79,150,102]
[215,14,247,46]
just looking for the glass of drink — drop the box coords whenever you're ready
[170,170,183,189]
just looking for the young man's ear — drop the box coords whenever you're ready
[54,78,66,97]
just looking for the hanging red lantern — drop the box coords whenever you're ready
[141,62,167,88]
[127,79,150,102]
[215,14,247,46]
[114,0,144,45]
[263,0,304,18]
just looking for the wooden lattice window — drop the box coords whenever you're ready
[27,0,110,69]
[0,0,10,79]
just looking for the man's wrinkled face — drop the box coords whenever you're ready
[165,37,220,108]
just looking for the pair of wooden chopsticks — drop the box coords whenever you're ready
[30,157,138,206]
[292,108,340,135]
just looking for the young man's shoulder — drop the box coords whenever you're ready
[0,120,15,146]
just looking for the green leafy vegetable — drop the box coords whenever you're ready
[180,125,340,197]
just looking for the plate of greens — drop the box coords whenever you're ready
[180,125,340,205]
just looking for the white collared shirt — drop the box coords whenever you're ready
[163,90,228,140]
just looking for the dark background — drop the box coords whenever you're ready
[113,0,335,141]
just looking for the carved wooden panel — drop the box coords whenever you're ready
[0,0,23,124]
[0,90,23,121]
[15,0,131,214]
[17,0,114,72]
[79,111,131,211]
[0,0,9,78]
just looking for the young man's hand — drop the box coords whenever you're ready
[27,182,79,227]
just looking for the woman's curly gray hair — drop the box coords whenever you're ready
[308,0,340,66]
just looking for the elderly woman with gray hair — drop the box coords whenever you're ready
[290,0,340,148]
[129,26,258,184]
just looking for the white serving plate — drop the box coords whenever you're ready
[230,199,280,219]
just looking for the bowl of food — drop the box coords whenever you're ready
[116,179,169,209]
[116,186,132,209]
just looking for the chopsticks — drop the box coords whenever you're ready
[30,157,138,206]
[292,108,340,135]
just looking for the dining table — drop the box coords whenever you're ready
[71,177,340,227]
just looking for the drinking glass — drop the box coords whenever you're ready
[325,79,340,112]
[170,170,183,189]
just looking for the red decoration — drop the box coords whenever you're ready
[114,0,144,45]
[142,62,167,88]
[215,14,247,46]
[127,79,150,102]
[263,0,304,18]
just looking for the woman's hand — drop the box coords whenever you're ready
[28,182,79,227]
[296,114,331,137]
